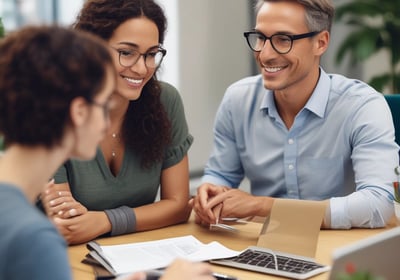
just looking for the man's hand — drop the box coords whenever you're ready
[189,183,228,226]
[190,183,273,226]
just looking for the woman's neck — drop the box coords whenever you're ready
[109,93,130,126]
[0,145,69,203]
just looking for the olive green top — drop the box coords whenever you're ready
[54,82,193,210]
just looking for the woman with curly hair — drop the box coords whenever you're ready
[0,24,214,280]
[40,0,194,245]
[0,24,115,280]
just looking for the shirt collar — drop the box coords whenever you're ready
[260,68,331,119]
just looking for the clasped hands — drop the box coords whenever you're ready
[190,183,269,227]
[41,180,104,244]
[41,180,87,219]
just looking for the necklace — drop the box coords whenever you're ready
[111,133,119,157]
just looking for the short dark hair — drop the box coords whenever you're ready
[0,25,113,148]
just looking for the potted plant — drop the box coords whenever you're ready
[393,167,400,221]
[337,262,385,280]
[334,0,400,93]
[0,17,4,38]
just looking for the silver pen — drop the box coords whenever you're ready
[213,272,238,280]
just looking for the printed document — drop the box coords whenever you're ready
[89,235,240,275]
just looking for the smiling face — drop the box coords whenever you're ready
[255,1,328,94]
[109,17,160,101]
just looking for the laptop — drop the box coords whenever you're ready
[210,199,331,279]
[328,225,400,280]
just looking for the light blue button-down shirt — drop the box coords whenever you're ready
[202,69,399,229]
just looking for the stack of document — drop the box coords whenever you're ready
[85,235,240,276]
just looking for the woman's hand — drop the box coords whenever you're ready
[41,180,87,218]
[52,211,111,245]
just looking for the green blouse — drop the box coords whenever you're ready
[54,82,193,211]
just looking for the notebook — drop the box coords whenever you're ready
[328,225,400,280]
[210,199,330,279]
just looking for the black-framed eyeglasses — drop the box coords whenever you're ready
[88,100,110,119]
[110,46,167,68]
[243,30,320,54]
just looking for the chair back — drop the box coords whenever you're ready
[384,94,400,146]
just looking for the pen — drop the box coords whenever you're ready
[213,272,238,280]
[144,269,164,280]
[213,203,223,224]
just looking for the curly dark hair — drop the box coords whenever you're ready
[0,25,113,148]
[74,0,171,168]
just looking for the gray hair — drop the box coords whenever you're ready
[255,0,334,32]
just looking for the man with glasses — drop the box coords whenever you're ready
[191,0,399,229]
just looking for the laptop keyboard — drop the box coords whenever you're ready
[231,248,324,273]
[210,246,330,279]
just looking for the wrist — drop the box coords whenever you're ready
[255,196,274,217]
[104,206,136,236]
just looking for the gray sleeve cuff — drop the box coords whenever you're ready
[104,206,136,236]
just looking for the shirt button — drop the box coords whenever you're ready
[288,139,294,144]
[288,164,294,170]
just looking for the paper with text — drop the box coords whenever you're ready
[97,235,240,275]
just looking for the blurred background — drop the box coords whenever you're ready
[0,0,393,188]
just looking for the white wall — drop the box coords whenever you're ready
[158,1,253,174]
[57,0,83,25]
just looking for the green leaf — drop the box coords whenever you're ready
[335,28,381,65]
[369,74,391,92]
[0,18,4,38]
[369,73,400,93]
[333,0,400,93]
[336,1,387,21]
[392,73,400,93]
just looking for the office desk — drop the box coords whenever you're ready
[68,216,398,280]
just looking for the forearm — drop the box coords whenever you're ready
[86,211,112,238]
[132,156,192,231]
[329,188,393,229]
[253,195,275,217]
[134,199,191,231]
[54,211,111,245]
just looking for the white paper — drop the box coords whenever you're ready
[98,235,240,275]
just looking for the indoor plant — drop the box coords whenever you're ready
[336,262,385,280]
[0,17,4,38]
[334,0,400,93]
[393,167,400,222]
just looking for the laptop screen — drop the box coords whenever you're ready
[328,226,400,280]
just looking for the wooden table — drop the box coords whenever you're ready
[68,216,398,280]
